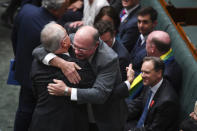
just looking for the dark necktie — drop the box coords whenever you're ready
[137,37,142,47]
[136,89,153,128]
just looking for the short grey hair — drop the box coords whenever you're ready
[41,21,65,52]
[42,0,65,10]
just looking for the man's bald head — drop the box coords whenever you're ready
[73,26,99,60]
[75,26,99,46]
[146,30,171,56]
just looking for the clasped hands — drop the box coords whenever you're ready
[48,79,69,96]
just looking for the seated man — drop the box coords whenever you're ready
[30,22,95,131]
[125,57,179,131]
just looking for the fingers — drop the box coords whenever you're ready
[129,63,133,70]
[126,63,133,72]
[53,79,62,84]
[67,70,81,84]
[74,63,81,70]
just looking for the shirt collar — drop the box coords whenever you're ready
[111,38,116,47]
[125,4,140,15]
[140,34,147,45]
[150,78,163,94]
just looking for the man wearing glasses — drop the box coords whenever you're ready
[30,22,95,131]
[33,25,127,131]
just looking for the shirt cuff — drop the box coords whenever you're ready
[125,80,131,90]
[42,53,56,65]
[71,88,77,101]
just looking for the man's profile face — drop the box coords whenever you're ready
[100,32,114,47]
[141,61,161,87]
[122,0,136,9]
[138,14,156,36]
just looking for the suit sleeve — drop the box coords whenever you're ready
[77,58,120,104]
[32,46,49,62]
[108,82,129,101]
[127,90,144,121]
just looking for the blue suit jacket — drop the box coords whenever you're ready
[112,40,130,81]
[12,4,56,87]
[118,6,141,53]
[129,37,147,77]
[163,58,182,94]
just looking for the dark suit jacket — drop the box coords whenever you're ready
[110,0,123,14]
[164,58,182,94]
[112,40,130,81]
[32,40,128,131]
[29,54,95,131]
[118,6,141,53]
[12,4,56,88]
[11,4,57,113]
[129,37,147,77]
[126,79,179,131]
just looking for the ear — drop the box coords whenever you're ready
[95,41,99,48]
[158,69,162,78]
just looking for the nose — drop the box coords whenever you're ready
[75,48,80,54]
[138,22,143,28]
[141,72,145,78]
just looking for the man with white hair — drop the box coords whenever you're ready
[30,22,95,131]
[33,25,128,131]
[11,0,77,130]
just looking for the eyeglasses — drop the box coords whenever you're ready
[71,44,95,52]
[122,0,129,2]
[61,34,68,44]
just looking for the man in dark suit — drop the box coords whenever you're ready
[30,22,95,131]
[33,26,127,131]
[11,0,77,130]
[125,57,179,131]
[130,7,158,76]
[94,20,130,81]
[118,0,140,52]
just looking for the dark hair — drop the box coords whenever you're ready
[143,56,165,75]
[179,118,197,131]
[94,20,115,36]
[152,38,171,53]
[94,6,120,32]
[138,6,158,22]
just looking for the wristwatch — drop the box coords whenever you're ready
[64,87,69,96]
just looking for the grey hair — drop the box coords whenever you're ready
[92,29,100,45]
[42,0,65,10]
[41,21,65,53]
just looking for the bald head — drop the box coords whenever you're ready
[73,26,100,60]
[75,26,99,46]
[146,31,171,56]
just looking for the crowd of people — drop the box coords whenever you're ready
[2,0,196,130]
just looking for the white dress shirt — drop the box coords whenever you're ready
[82,0,109,26]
